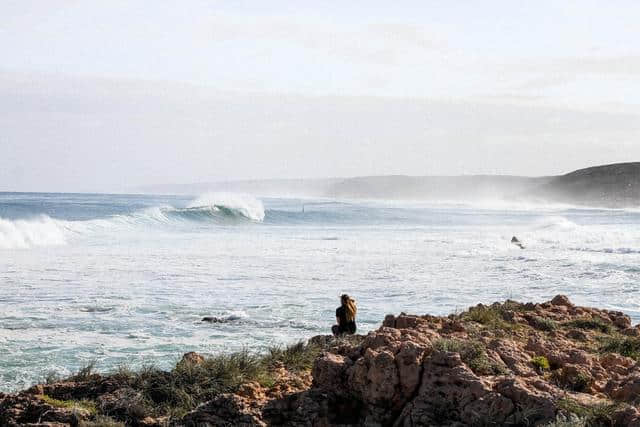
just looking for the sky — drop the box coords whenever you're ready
[1,0,640,192]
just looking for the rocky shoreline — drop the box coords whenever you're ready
[3,295,640,426]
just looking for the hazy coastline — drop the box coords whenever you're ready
[132,162,640,209]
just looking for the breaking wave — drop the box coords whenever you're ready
[0,193,265,249]
[185,192,265,222]
[531,216,579,232]
[0,215,68,249]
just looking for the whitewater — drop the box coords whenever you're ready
[1,191,640,392]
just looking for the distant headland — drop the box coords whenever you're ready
[135,162,640,208]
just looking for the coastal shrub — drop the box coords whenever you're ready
[66,342,325,420]
[543,414,587,427]
[45,370,62,384]
[556,398,620,426]
[530,316,557,332]
[469,402,542,426]
[433,339,507,376]
[551,366,592,392]
[264,341,321,372]
[459,305,515,331]
[39,394,97,415]
[600,336,640,360]
[109,350,270,417]
[78,415,124,427]
[531,356,550,372]
[68,361,98,382]
[507,403,542,426]
[566,317,612,334]
[111,364,136,385]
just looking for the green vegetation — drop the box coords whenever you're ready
[459,305,518,331]
[68,361,99,382]
[599,335,640,360]
[433,338,507,376]
[531,356,550,372]
[103,341,320,418]
[78,416,125,427]
[543,414,587,427]
[45,371,63,384]
[556,398,621,426]
[263,341,321,372]
[529,316,558,332]
[39,394,97,415]
[566,317,612,334]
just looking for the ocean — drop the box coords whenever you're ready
[1,191,639,392]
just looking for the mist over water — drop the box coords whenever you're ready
[2,192,640,392]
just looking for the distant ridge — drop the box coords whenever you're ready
[532,162,640,207]
[134,162,640,208]
[326,175,552,201]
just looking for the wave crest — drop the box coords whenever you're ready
[0,215,67,249]
[186,193,265,222]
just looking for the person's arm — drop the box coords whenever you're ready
[336,308,341,325]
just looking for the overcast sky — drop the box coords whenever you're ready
[2,0,640,192]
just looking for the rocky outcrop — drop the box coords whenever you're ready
[3,296,640,426]
[174,296,640,426]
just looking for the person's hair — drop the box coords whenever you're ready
[341,294,357,322]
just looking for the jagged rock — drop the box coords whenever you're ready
[551,294,573,307]
[26,376,119,401]
[98,387,151,421]
[177,394,265,426]
[179,351,205,365]
[0,393,91,426]
[312,352,351,392]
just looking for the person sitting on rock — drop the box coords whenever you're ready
[332,294,357,336]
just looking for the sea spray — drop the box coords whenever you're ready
[187,192,265,222]
[0,215,67,249]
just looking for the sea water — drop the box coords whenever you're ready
[1,192,640,392]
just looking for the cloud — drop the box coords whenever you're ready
[206,14,440,66]
[508,56,640,91]
[2,71,640,192]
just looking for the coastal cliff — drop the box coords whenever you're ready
[327,162,640,207]
[3,296,640,426]
[531,162,640,208]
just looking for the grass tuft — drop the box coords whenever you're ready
[39,394,97,415]
[263,341,321,372]
[78,415,125,427]
[68,361,98,382]
[566,317,612,334]
[530,316,558,332]
[599,335,640,360]
[543,413,587,427]
[556,398,621,426]
[103,341,321,418]
[459,305,517,331]
[433,338,507,376]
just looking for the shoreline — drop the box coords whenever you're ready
[3,295,640,426]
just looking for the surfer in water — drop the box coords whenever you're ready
[332,294,357,336]
[511,236,525,249]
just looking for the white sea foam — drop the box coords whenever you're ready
[531,216,579,232]
[187,192,265,222]
[0,215,67,249]
[0,193,266,250]
[2,194,640,392]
